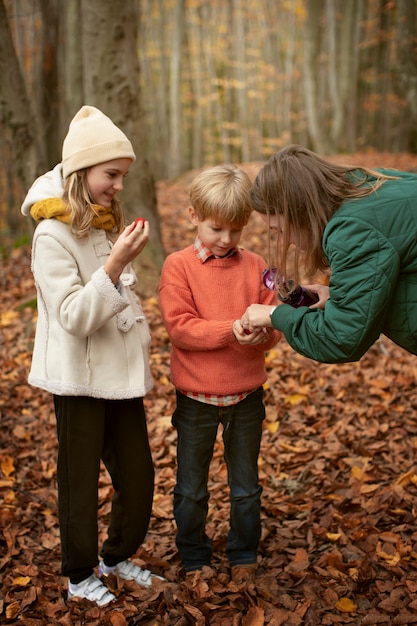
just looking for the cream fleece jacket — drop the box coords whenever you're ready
[29,218,153,399]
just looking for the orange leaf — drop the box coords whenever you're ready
[351,465,365,480]
[336,597,357,612]
[0,311,19,327]
[1,455,15,478]
[110,612,128,626]
[242,605,265,625]
[12,576,30,586]
[283,393,308,405]
[396,470,417,486]
[6,601,20,619]
[376,546,401,566]
[266,421,279,433]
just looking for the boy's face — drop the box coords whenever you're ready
[189,207,244,257]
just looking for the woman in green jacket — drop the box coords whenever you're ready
[240,144,417,363]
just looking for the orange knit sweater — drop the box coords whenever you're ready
[158,245,281,395]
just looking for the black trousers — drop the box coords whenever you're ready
[53,395,154,584]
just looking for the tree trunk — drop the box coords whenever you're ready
[81,0,165,270]
[202,2,230,164]
[396,0,417,151]
[187,3,204,170]
[345,0,363,152]
[327,0,360,151]
[303,0,330,153]
[61,0,83,122]
[168,0,185,178]
[233,0,249,163]
[0,0,47,233]
[139,0,170,179]
[37,0,60,164]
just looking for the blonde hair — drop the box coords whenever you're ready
[63,169,124,238]
[190,164,252,227]
[250,144,397,283]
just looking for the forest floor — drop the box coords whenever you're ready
[2,152,417,625]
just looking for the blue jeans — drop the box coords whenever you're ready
[172,387,264,571]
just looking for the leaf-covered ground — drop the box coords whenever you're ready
[2,153,417,625]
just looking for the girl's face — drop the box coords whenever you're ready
[260,212,308,250]
[189,207,244,257]
[86,158,132,207]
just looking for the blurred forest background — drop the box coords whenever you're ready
[1,0,417,266]
[3,3,417,622]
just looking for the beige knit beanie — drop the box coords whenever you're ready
[62,105,136,179]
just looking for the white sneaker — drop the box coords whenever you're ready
[99,559,165,588]
[68,573,116,606]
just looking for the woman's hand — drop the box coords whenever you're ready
[104,219,150,284]
[240,305,275,334]
[303,283,330,309]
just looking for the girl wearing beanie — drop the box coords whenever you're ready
[22,106,164,606]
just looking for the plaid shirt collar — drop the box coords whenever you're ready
[193,236,240,263]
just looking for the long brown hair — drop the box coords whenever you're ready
[250,144,396,285]
[63,169,125,238]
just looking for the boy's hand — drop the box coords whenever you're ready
[232,320,271,345]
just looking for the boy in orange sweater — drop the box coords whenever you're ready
[158,164,281,584]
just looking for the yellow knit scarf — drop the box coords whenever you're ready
[30,198,117,231]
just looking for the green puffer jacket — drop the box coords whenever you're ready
[271,169,417,363]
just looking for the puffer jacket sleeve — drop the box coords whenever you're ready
[271,215,400,363]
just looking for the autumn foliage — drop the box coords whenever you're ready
[2,154,417,625]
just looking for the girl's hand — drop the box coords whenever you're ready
[104,220,150,284]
